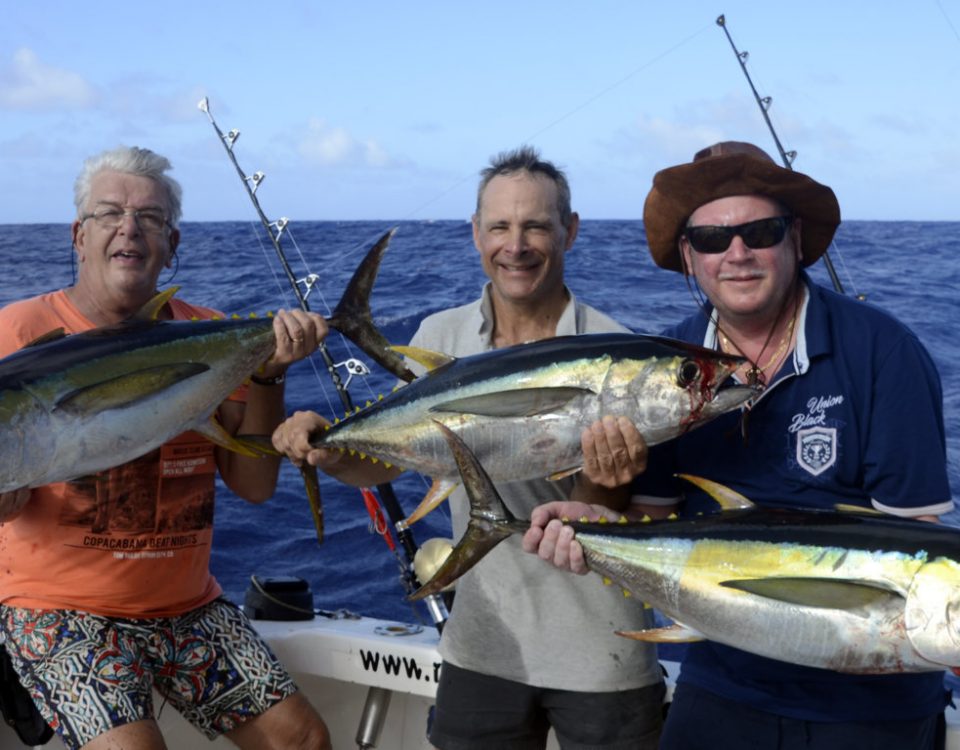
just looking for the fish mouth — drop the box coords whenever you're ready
[706,381,758,413]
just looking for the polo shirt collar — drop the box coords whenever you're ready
[476,282,578,347]
[701,271,829,378]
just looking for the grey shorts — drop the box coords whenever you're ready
[0,598,297,750]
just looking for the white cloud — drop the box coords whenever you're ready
[298,117,393,167]
[0,48,97,111]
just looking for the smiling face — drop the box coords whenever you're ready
[680,194,802,328]
[71,170,180,323]
[472,171,577,310]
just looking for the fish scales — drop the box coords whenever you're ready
[316,333,755,508]
[0,317,277,491]
[579,530,933,672]
[413,425,960,674]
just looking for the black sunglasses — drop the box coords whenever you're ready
[684,216,794,254]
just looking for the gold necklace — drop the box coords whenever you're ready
[719,300,799,387]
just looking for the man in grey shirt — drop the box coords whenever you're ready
[273,147,665,749]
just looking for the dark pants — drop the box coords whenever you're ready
[429,662,665,750]
[660,682,945,750]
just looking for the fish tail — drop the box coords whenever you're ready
[409,422,522,600]
[326,228,417,383]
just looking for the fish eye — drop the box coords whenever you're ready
[677,359,701,387]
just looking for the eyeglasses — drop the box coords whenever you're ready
[684,216,793,254]
[81,206,172,234]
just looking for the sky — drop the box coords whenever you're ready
[2,1,959,224]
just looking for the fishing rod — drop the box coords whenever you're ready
[197,97,448,631]
[716,14,847,296]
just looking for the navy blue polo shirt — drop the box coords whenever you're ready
[638,274,953,722]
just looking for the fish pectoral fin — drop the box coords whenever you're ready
[431,386,592,417]
[402,478,458,526]
[676,474,755,510]
[389,345,456,373]
[616,623,705,643]
[720,577,899,611]
[24,328,67,348]
[54,362,209,414]
[194,419,277,458]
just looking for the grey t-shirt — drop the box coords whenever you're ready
[408,284,663,691]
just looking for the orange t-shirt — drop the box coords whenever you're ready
[0,290,246,617]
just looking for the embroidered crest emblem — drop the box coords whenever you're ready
[796,426,837,476]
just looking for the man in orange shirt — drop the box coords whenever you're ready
[0,146,331,750]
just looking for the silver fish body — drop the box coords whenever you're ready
[316,332,755,486]
[0,316,276,491]
[414,425,960,674]
[579,511,960,673]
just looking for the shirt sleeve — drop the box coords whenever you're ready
[864,330,952,516]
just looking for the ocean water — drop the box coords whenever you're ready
[0,220,957,624]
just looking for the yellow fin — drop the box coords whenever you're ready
[834,503,885,516]
[300,463,323,544]
[54,362,208,414]
[403,477,458,526]
[676,474,755,510]
[616,623,705,643]
[194,418,277,458]
[720,577,898,610]
[390,344,455,372]
[548,465,582,481]
[23,328,67,348]
[133,286,180,322]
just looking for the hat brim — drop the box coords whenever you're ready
[643,154,841,272]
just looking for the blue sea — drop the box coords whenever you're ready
[0,220,957,625]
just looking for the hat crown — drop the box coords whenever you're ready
[693,141,774,164]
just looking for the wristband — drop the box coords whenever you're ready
[250,372,286,386]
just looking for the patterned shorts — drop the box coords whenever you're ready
[0,598,297,750]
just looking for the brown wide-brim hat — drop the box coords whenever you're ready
[643,141,841,272]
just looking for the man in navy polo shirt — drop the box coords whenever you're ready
[524,141,953,749]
